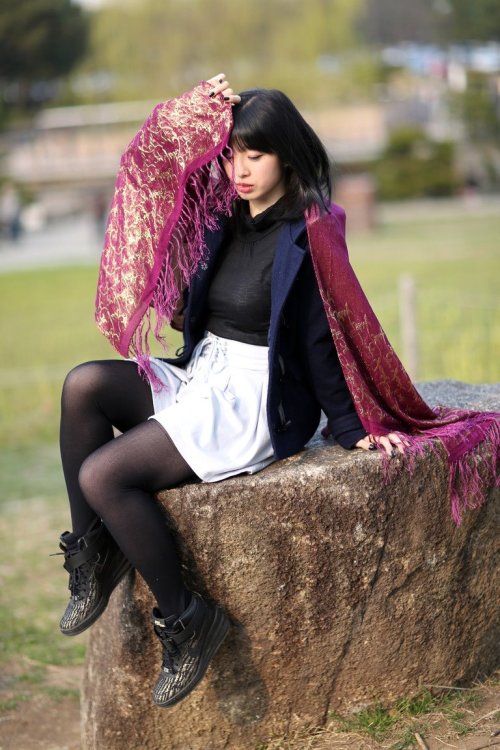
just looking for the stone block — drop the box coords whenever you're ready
[81,381,499,750]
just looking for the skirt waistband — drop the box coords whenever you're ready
[188,332,269,373]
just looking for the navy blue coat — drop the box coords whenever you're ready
[167,215,366,460]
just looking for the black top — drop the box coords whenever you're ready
[201,198,366,449]
[205,200,285,345]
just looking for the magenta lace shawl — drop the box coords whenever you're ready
[95,82,236,364]
[96,83,499,524]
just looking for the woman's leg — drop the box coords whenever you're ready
[60,360,230,706]
[60,358,194,619]
[78,419,195,617]
[60,360,156,536]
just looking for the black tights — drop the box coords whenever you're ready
[60,360,195,617]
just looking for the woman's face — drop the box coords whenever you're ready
[223,147,286,217]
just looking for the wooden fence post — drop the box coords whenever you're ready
[399,273,419,380]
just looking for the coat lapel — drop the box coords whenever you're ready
[269,217,307,340]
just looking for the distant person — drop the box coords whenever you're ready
[91,190,108,238]
[54,74,498,709]
[463,173,481,205]
[0,183,22,241]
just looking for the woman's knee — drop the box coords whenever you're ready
[78,438,143,514]
[61,361,102,409]
[78,449,117,515]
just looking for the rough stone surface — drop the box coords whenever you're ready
[82,381,499,750]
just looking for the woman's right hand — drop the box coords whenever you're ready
[206,73,241,105]
[356,432,409,456]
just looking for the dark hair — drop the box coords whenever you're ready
[230,88,331,216]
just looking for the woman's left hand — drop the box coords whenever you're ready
[355,433,409,456]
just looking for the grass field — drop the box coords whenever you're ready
[0,206,499,746]
[1,210,498,452]
[347,211,500,383]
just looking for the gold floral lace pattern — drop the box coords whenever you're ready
[307,207,446,433]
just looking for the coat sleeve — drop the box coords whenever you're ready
[296,250,367,449]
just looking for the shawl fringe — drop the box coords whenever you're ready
[132,159,236,388]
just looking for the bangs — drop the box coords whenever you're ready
[229,126,275,154]
[229,90,277,154]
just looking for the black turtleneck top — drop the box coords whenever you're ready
[205,200,285,346]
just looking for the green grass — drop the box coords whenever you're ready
[348,213,500,383]
[330,700,399,741]
[328,685,487,748]
[0,265,182,449]
[256,674,499,749]
[0,488,86,712]
[0,266,109,448]
[0,491,87,666]
[42,686,81,701]
[0,212,498,452]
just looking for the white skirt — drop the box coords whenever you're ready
[147,332,275,482]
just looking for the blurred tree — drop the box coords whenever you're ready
[446,0,500,42]
[358,0,500,44]
[77,0,366,105]
[456,71,500,143]
[374,125,458,199]
[0,0,89,112]
[444,1,500,151]
[357,0,446,44]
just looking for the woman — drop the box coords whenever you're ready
[56,75,497,709]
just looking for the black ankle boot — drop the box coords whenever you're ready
[58,519,132,636]
[151,593,230,707]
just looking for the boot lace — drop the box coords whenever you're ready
[51,547,99,599]
[156,629,181,673]
[68,559,95,599]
